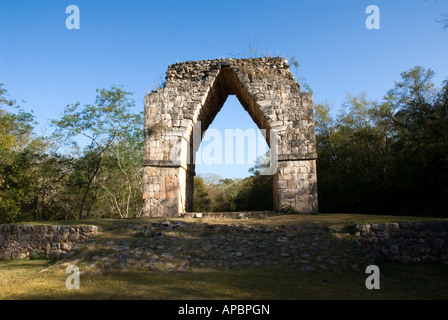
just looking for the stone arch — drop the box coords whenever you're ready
[142,57,318,217]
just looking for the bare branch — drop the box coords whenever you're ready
[436,14,448,30]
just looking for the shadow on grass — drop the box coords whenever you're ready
[3,267,362,300]
[5,262,448,300]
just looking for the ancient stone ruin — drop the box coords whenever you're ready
[142,57,318,217]
[354,222,448,264]
[0,224,98,260]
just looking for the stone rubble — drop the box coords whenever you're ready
[54,219,370,273]
[354,222,448,264]
[8,219,445,274]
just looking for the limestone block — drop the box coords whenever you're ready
[143,57,318,216]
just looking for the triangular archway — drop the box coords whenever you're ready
[194,94,271,179]
[143,58,318,217]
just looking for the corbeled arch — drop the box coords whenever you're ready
[142,57,317,217]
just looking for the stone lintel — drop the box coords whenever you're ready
[143,160,195,176]
[277,154,317,161]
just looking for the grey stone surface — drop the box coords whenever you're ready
[354,222,448,264]
[0,224,98,260]
[55,219,370,273]
[142,57,318,217]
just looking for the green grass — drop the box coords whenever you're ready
[1,213,447,300]
[1,259,447,300]
[12,213,448,226]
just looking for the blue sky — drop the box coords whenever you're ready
[1,0,448,178]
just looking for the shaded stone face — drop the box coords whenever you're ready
[0,224,98,260]
[354,222,448,264]
[143,57,318,217]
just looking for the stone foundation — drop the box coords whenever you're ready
[354,222,448,263]
[276,159,318,213]
[0,224,98,260]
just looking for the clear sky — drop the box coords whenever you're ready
[1,0,447,178]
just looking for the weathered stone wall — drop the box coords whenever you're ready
[354,222,448,263]
[277,159,318,213]
[0,224,98,260]
[143,57,318,217]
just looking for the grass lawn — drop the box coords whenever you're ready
[1,213,447,300]
[1,259,447,300]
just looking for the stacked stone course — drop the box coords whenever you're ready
[143,57,318,217]
[0,224,98,260]
[354,222,448,263]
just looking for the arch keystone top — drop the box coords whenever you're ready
[142,57,318,217]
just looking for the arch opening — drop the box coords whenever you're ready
[183,66,276,213]
[191,94,274,213]
[142,58,318,217]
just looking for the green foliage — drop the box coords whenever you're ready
[51,86,142,219]
[236,152,273,211]
[315,93,390,214]
[289,56,313,94]
[2,64,448,221]
[148,121,165,138]
[280,205,300,215]
[193,176,211,212]
[151,74,166,92]
[0,84,48,222]
[29,250,47,260]
[1,84,144,222]
[315,66,448,216]
[193,152,273,212]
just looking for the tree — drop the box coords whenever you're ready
[289,56,313,93]
[193,176,211,212]
[0,84,41,163]
[95,120,144,219]
[25,153,74,221]
[314,66,448,217]
[51,86,140,219]
[315,93,393,213]
[235,152,273,211]
[0,84,47,222]
[437,14,448,30]
[385,67,448,215]
[193,152,274,213]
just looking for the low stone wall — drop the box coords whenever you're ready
[354,222,448,263]
[0,224,98,260]
[179,211,281,219]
